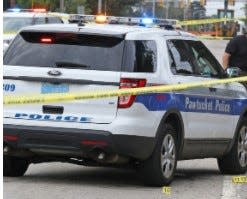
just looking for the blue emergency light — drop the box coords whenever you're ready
[7,8,21,12]
[141,18,154,25]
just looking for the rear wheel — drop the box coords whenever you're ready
[139,123,177,186]
[217,119,247,174]
[3,155,29,177]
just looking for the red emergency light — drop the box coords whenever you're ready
[40,37,52,43]
[33,8,46,13]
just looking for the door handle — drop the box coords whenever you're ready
[209,87,217,92]
[43,105,64,114]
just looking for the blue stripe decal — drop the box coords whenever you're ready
[135,93,247,115]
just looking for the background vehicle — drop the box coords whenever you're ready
[3,17,247,186]
[3,9,64,52]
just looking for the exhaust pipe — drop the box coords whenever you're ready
[97,152,106,160]
[3,146,10,153]
[91,148,129,164]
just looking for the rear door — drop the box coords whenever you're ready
[3,31,124,126]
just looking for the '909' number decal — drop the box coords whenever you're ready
[3,84,16,92]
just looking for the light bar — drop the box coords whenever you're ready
[68,14,179,29]
[6,8,46,13]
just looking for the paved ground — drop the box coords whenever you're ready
[3,159,247,199]
[3,40,247,199]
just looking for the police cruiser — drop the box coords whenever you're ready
[3,16,247,186]
[3,9,64,52]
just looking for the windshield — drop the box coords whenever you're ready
[3,17,33,33]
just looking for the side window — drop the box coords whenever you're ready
[48,17,63,24]
[167,40,194,75]
[184,40,222,77]
[123,40,157,73]
[34,17,48,25]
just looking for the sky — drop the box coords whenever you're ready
[205,1,246,17]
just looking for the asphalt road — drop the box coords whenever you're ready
[3,40,247,199]
[4,159,247,199]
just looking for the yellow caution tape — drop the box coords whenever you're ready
[179,18,232,26]
[179,17,246,26]
[4,76,247,106]
[198,35,233,40]
[3,31,17,35]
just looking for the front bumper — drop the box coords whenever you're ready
[3,124,155,160]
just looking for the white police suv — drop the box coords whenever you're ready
[3,17,247,186]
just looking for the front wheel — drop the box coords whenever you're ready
[139,123,178,186]
[217,118,247,174]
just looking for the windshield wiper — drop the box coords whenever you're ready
[54,61,91,69]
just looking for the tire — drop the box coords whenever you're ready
[139,123,178,186]
[217,118,247,174]
[3,155,29,177]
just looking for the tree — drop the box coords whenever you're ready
[242,3,247,24]
[64,0,91,14]
[16,0,142,15]
[245,3,247,20]
[83,0,143,16]
[245,4,247,16]
[16,0,59,11]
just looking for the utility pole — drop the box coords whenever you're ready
[165,0,169,19]
[223,0,228,37]
[152,0,156,18]
[98,0,102,14]
[104,0,107,15]
[60,0,64,12]
[183,0,188,20]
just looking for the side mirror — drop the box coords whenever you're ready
[226,67,240,77]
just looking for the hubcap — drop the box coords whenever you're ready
[161,134,176,178]
[238,126,247,167]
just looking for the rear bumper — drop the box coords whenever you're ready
[3,124,155,160]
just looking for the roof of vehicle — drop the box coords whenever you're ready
[3,11,61,18]
[20,23,196,39]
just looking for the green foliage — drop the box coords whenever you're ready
[64,0,90,14]
[16,0,31,8]
[243,3,247,24]
[15,0,142,15]
[16,0,59,11]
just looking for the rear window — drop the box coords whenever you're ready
[4,31,157,73]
